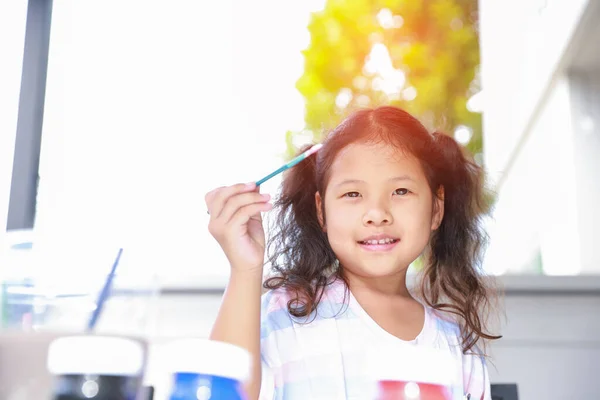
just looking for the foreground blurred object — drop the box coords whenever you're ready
[47,335,147,400]
[0,331,62,398]
[1,229,159,336]
[87,248,124,331]
[368,344,456,400]
[164,339,251,400]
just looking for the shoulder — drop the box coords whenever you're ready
[260,287,295,340]
[425,306,463,345]
[424,307,491,399]
[260,287,296,371]
[261,279,348,325]
[260,282,346,369]
[260,279,350,344]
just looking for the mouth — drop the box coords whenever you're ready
[357,236,400,251]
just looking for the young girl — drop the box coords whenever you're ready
[205,106,500,400]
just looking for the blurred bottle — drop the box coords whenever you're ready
[165,339,251,400]
[376,380,453,400]
[368,344,457,400]
[46,335,147,400]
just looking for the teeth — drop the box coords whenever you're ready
[362,238,396,245]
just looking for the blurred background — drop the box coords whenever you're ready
[0,0,599,399]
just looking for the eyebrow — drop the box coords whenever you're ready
[334,175,415,188]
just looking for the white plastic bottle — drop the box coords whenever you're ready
[47,335,146,400]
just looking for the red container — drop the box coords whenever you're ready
[376,380,453,400]
[366,344,458,400]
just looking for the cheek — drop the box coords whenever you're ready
[388,193,430,221]
[395,198,435,241]
[400,198,433,224]
[323,203,356,243]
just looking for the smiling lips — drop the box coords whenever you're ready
[357,234,400,251]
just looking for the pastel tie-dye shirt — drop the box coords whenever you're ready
[259,279,490,400]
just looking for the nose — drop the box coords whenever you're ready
[363,200,393,226]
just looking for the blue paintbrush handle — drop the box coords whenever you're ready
[256,165,287,186]
[255,153,307,186]
[255,144,322,186]
[87,248,123,331]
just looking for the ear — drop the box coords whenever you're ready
[431,185,445,231]
[315,191,326,231]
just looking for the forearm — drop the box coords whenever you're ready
[210,268,264,399]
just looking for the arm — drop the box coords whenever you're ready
[205,182,273,400]
[210,269,264,399]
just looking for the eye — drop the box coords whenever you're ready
[343,191,361,198]
[393,188,409,196]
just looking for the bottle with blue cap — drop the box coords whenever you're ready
[165,339,251,400]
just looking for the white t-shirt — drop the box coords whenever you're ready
[259,279,491,400]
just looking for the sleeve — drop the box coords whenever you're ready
[258,289,291,400]
[462,348,492,400]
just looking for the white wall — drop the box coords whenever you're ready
[479,0,600,275]
[479,0,589,183]
[488,290,600,400]
[568,71,600,274]
[483,76,582,275]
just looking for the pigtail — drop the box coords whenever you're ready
[264,144,338,317]
[421,132,502,354]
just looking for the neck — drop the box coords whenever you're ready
[341,267,412,298]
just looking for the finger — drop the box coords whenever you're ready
[204,185,225,203]
[228,201,273,228]
[204,186,225,213]
[207,182,256,217]
[219,192,271,223]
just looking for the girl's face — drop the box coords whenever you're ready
[316,142,444,281]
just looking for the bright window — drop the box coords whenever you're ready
[35,1,321,287]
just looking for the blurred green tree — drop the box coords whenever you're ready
[288,0,482,160]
